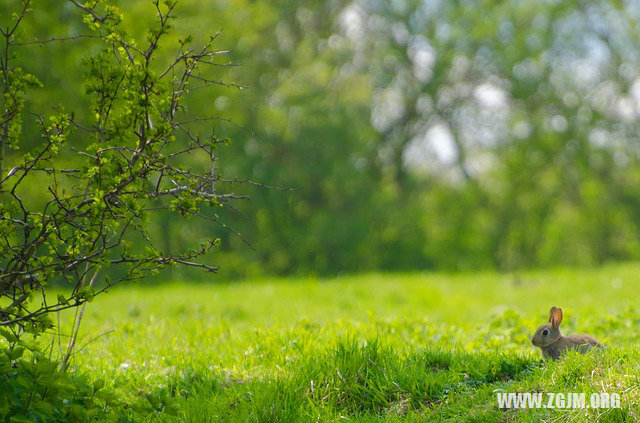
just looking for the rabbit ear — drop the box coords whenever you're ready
[548,306,557,323]
[551,307,563,328]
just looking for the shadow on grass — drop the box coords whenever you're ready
[114,339,578,422]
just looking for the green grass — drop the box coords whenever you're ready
[49,263,640,421]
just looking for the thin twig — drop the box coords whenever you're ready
[60,269,99,371]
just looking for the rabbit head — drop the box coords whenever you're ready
[531,306,563,347]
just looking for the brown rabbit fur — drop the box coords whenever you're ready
[531,307,604,360]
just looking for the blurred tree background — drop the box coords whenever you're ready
[6,0,640,279]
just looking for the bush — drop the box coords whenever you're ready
[0,344,115,422]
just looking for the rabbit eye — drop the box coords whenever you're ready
[542,329,549,336]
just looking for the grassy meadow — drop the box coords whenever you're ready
[51,264,640,421]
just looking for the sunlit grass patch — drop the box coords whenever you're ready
[46,264,640,420]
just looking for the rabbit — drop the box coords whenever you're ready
[531,306,604,360]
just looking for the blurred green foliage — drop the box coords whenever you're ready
[5,0,640,278]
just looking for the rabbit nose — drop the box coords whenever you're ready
[531,337,535,345]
